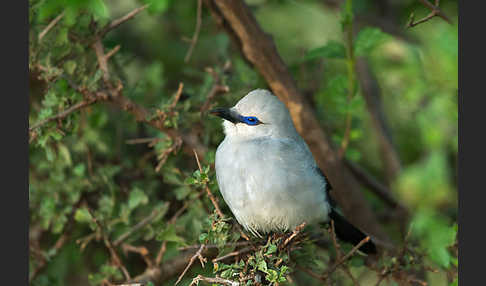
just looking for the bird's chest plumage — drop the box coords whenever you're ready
[215,136,330,235]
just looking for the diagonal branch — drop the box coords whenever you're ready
[98,4,150,38]
[175,244,207,285]
[29,96,98,132]
[38,11,65,42]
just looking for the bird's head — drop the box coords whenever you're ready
[210,89,298,139]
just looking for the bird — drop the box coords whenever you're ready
[210,89,376,254]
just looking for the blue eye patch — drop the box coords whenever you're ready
[239,116,261,126]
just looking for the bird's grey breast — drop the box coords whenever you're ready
[215,136,330,234]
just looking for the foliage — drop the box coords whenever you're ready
[29,0,458,285]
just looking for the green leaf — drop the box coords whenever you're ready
[199,233,209,243]
[144,0,172,13]
[74,208,92,223]
[73,163,85,177]
[354,27,390,57]
[58,144,72,166]
[45,145,56,162]
[265,243,277,255]
[88,0,110,20]
[257,259,267,272]
[64,60,77,75]
[305,41,346,60]
[265,269,279,282]
[156,224,185,243]
[128,188,148,210]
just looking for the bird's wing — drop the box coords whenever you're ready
[314,166,336,208]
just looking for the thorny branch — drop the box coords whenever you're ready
[89,209,131,281]
[113,205,169,247]
[193,149,225,218]
[155,190,205,266]
[175,244,207,285]
[200,66,230,114]
[29,196,85,282]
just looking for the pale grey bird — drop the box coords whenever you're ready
[211,89,376,254]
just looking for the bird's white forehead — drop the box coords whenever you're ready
[233,89,284,116]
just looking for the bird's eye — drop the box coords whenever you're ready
[242,116,261,126]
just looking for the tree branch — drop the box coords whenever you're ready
[98,4,150,38]
[344,159,408,215]
[407,0,452,28]
[38,11,65,42]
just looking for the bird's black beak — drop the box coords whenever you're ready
[209,107,241,124]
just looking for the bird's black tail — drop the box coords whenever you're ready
[326,209,377,255]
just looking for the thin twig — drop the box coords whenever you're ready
[323,235,371,279]
[175,244,207,285]
[282,222,306,248]
[407,0,452,28]
[190,275,239,286]
[200,67,230,114]
[29,197,84,282]
[193,149,225,218]
[99,4,150,38]
[179,241,253,251]
[105,45,121,60]
[89,209,131,281]
[114,205,168,246]
[121,244,154,268]
[341,266,361,286]
[155,191,205,266]
[184,0,203,63]
[29,97,98,131]
[155,137,182,172]
[345,159,408,213]
[125,137,160,145]
[212,246,253,263]
[38,11,65,42]
[93,39,111,84]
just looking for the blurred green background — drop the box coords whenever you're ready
[29,0,458,285]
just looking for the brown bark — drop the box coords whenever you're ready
[204,0,390,242]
